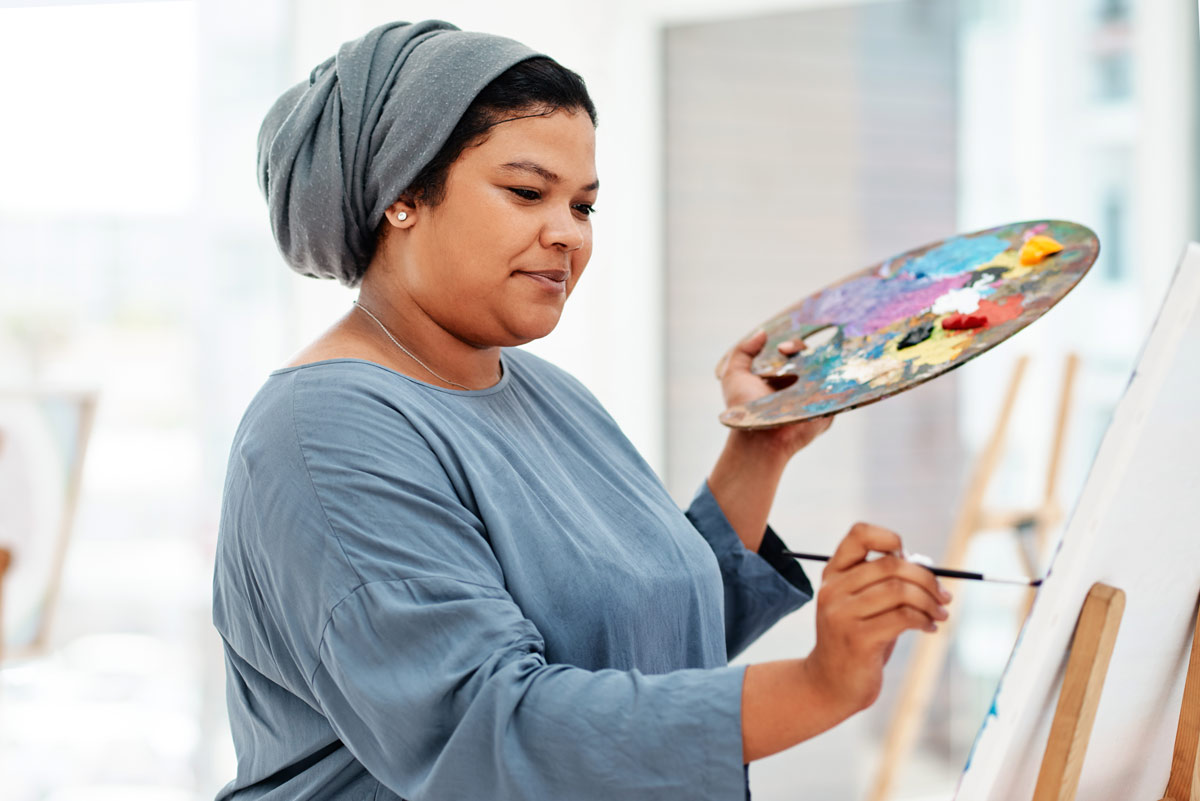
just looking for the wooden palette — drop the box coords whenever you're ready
[721,220,1100,429]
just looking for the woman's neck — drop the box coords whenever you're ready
[352,283,503,391]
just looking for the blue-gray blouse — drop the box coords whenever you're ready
[212,349,811,800]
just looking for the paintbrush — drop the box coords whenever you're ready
[780,550,1044,587]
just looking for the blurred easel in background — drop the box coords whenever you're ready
[0,390,97,665]
[0,423,9,657]
[867,353,1080,801]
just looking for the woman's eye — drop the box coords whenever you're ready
[573,204,596,217]
[508,187,540,201]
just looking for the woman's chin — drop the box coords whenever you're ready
[503,312,564,345]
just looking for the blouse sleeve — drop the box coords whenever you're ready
[310,578,748,800]
[684,483,813,661]
[290,399,750,800]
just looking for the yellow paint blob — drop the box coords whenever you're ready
[886,324,972,369]
[1019,235,1064,265]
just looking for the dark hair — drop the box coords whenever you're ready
[398,57,596,210]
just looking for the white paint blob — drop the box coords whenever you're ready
[931,287,982,315]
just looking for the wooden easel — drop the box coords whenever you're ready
[1032,582,1125,801]
[0,547,10,664]
[1160,593,1200,801]
[0,426,8,664]
[867,353,1079,801]
[1030,583,1200,801]
[0,391,97,663]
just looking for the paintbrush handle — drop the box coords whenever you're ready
[779,550,1041,587]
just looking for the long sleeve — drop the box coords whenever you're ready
[685,483,813,660]
[311,577,748,800]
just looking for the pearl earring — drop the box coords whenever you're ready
[395,211,408,222]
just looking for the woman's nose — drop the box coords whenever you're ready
[541,206,585,252]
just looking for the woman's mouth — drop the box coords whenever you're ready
[516,269,569,293]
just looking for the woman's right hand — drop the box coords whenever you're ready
[741,522,953,763]
[803,522,951,715]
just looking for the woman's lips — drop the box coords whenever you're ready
[516,269,569,293]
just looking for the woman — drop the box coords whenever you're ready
[213,20,950,801]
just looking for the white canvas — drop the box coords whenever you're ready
[955,242,1200,799]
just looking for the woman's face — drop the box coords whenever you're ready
[396,108,598,347]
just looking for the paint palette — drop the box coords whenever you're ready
[721,220,1099,429]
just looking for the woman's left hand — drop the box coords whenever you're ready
[714,329,834,460]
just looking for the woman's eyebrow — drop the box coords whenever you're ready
[499,161,599,191]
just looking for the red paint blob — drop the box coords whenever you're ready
[942,313,987,330]
[977,294,1024,326]
[941,295,1026,331]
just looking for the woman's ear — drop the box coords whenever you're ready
[384,197,417,229]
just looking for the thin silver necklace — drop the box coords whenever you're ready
[353,300,483,391]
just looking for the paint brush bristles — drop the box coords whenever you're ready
[780,550,1043,587]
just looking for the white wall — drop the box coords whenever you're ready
[956,0,1198,516]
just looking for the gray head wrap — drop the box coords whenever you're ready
[257,20,540,286]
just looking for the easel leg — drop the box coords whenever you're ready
[1160,592,1200,801]
[1035,353,1079,550]
[0,426,6,665]
[0,546,10,664]
[24,394,97,657]
[865,621,959,801]
[1018,353,1080,622]
[1032,582,1125,801]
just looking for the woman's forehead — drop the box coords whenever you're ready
[461,110,597,186]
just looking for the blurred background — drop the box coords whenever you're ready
[0,0,1195,799]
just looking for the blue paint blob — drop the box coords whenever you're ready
[861,341,887,359]
[904,235,1010,281]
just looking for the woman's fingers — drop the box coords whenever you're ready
[715,330,811,380]
[864,605,941,639]
[714,329,767,379]
[840,554,951,606]
[850,577,949,626]
[825,522,903,571]
[805,415,835,439]
[818,524,952,638]
[776,338,807,356]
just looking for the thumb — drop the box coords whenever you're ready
[736,329,768,355]
[715,329,766,378]
[727,329,767,371]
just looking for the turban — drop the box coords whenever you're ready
[257,20,540,286]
